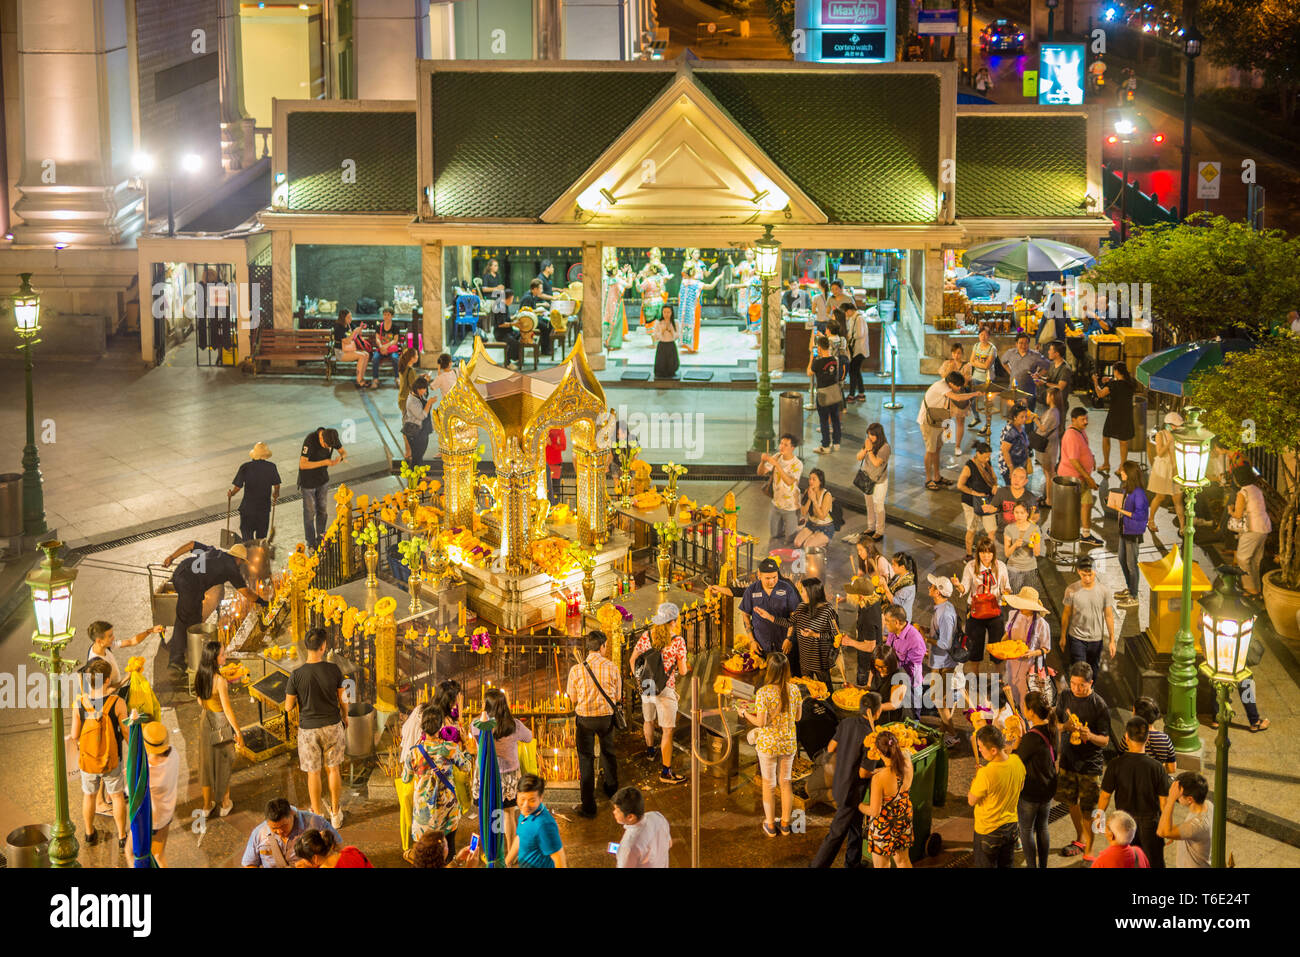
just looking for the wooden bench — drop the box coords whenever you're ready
[252,329,335,379]
[481,339,542,370]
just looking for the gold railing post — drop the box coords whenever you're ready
[375,607,397,715]
[334,485,354,578]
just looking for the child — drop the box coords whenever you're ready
[611,786,671,868]
[508,774,566,868]
[1115,460,1149,605]
[837,576,882,688]
[1003,501,1043,595]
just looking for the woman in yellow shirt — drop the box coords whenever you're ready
[194,640,243,818]
[741,652,802,837]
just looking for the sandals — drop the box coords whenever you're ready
[925,481,943,491]
[1250,718,1270,733]
[1061,840,1085,857]
[779,821,792,836]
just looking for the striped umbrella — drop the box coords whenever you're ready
[961,237,1096,281]
[1135,339,1255,396]
[124,719,156,868]
[475,719,505,868]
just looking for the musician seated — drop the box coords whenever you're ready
[492,290,523,370]
[519,279,553,351]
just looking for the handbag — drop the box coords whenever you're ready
[924,402,950,426]
[853,466,876,495]
[1227,515,1247,533]
[584,661,628,732]
[206,708,235,746]
[816,382,843,407]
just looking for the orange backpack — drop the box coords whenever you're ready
[77,693,123,775]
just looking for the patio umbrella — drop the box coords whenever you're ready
[124,718,157,868]
[1136,339,1255,396]
[475,718,505,868]
[962,237,1096,281]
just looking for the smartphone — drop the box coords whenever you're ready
[607,842,620,855]
[469,834,480,854]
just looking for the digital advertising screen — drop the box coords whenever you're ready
[1037,43,1085,105]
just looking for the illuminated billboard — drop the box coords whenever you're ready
[1037,43,1085,105]
[794,0,896,62]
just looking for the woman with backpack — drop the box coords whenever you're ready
[787,577,840,686]
[1013,691,1060,868]
[401,701,472,861]
[195,640,242,819]
[793,468,836,549]
[740,651,803,837]
[67,658,130,850]
[631,608,690,784]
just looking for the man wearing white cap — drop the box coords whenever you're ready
[229,442,281,543]
[630,602,690,784]
[926,574,961,746]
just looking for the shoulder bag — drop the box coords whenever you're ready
[816,380,843,407]
[584,661,628,732]
[853,460,876,495]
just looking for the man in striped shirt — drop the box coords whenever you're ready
[566,632,622,819]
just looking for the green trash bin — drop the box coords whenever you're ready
[862,719,948,863]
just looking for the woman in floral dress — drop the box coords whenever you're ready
[401,702,471,862]
[864,730,914,868]
[740,652,803,837]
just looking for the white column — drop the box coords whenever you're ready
[11,0,142,244]
[217,0,255,170]
[354,0,431,99]
[581,241,605,371]
[924,246,944,326]
[421,240,444,365]
[272,229,294,329]
[765,276,783,374]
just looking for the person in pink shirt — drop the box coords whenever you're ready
[1057,406,1103,546]
[882,604,926,717]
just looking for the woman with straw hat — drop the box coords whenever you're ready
[1002,587,1051,712]
[129,721,180,867]
[229,442,281,543]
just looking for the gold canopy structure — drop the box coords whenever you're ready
[433,333,612,574]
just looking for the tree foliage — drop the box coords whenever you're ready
[1200,0,1300,122]
[1185,335,1300,588]
[1085,214,1300,342]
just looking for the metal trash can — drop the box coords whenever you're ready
[187,623,217,674]
[1050,477,1082,541]
[804,546,826,581]
[879,300,896,323]
[1132,394,1148,457]
[778,392,804,448]
[346,702,376,757]
[0,473,22,538]
[5,824,50,868]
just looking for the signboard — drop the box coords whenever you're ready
[1022,70,1038,98]
[820,30,889,59]
[1037,43,1085,105]
[1197,161,1221,199]
[794,0,896,61]
[917,8,959,34]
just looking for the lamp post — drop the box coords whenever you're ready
[1114,118,1135,242]
[26,540,80,868]
[1198,566,1255,868]
[751,224,781,454]
[1166,406,1214,753]
[10,273,47,538]
[134,152,203,237]
[1046,0,1058,42]
[1179,21,1203,220]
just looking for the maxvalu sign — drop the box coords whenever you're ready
[795,0,896,62]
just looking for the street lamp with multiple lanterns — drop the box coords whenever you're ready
[1199,566,1256,868]
[750,224,781,454]
[132,151,203,237]
[10,273,47,539]
[1166,406,1214,754]
[26,540,81,868]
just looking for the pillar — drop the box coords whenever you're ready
[573,442,609,547]
[217,0,255,171]
[374,611,397,714]
[924,246,944,326]
[501,456,540,575]
[11,0,142,244]
[765,275,783,373]
[421,240,444,366]
[355,0,431,98]
[334,486,354,579]
[581,241,605,370]
[441,419,477,529]
[273,229,294,329]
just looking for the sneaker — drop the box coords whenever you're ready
[1079,531,1104,546]
[1114,589,1131,601]
[815,446,831,454]
[572,805,598,820]
[331,807,345,830]
[659,768,687,784]
[953,447,963,456]
[831,444,840,452]
[644,746,658,762]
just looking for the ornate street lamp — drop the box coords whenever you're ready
[751,224,781,453]
[1166,406,1214,753]
[1179,21,1203,220]
[1198,567,1255,868]
[10,273,47,538]
[26,540,80,867]
[1114,118,1136,242]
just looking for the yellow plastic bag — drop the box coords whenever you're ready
[124,670,161,723]
[518,739,540,778]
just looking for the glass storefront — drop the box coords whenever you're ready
[294,244,422,323]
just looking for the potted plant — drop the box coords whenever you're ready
[397,536,432,612]
[653,519,681,595]
[1186,336,1300,638]
[353,521,386,586]
[568,543,599,607]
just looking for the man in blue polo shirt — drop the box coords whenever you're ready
[956,270,1000,300]
[736,557,800,655]
[508,774,567,868]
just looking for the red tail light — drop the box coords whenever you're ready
[1107,135,1118,144]
[1153,133,1165,143]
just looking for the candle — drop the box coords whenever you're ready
[554,598,566,632]
[458,601,466,631]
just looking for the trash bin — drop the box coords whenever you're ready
[778,392,804,448]
[5,824,50,868]
[0,473,21,538]
[879,300,897,323]
[346,702,376,757]
[1132,394,1148,453]
[1050,477,1082,542]
[187,623,217,674]
[860,720,947,863]
[804,546,826,581]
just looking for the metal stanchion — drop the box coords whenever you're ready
[876,322,894,377]
[883,346,903,409]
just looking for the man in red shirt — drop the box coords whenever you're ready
[1057,407,1103,546]
[1091,810,1150,868]
[545,428,566,504]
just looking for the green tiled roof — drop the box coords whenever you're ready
[695,71,941,224]
[286,111,417,213]
[430,71,673,218]
[956,114,1088,218]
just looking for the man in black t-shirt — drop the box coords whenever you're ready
[285,628,349,829]
[810,692,883,868]
[492,290,522,369]
[160,541,267,673]
[297,427,345,551]
[1099,717,1170,868]
[229,442,282,542]
[1055,661,1111,860]
[519,279,553,352]
[535,260,556,299]
[810,335,842,453]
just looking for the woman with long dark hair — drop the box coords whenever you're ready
[1229,464,1272,599]
[194,640,242,818]
[652,303,680,379]
[863,730,914,868]
[1013,691,1059,868]
[294,827,373,868]
[854,538,891,583]
[471,688,534,844]
[793,468,835,549]
[955,441,999,560]
[331,308,369,387]
[787,577,839,686]
[880,552,917,622]
[1115,460,1149,604]
[740,651,803,836]
[855,422,891,540]
[953,537,1012,672]
[1092,361,1137,474]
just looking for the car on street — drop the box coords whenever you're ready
[1103,109,1166,166]
[979,19,1026,55]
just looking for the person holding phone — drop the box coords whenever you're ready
[611,786,671,867]
[955,442,999,560]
